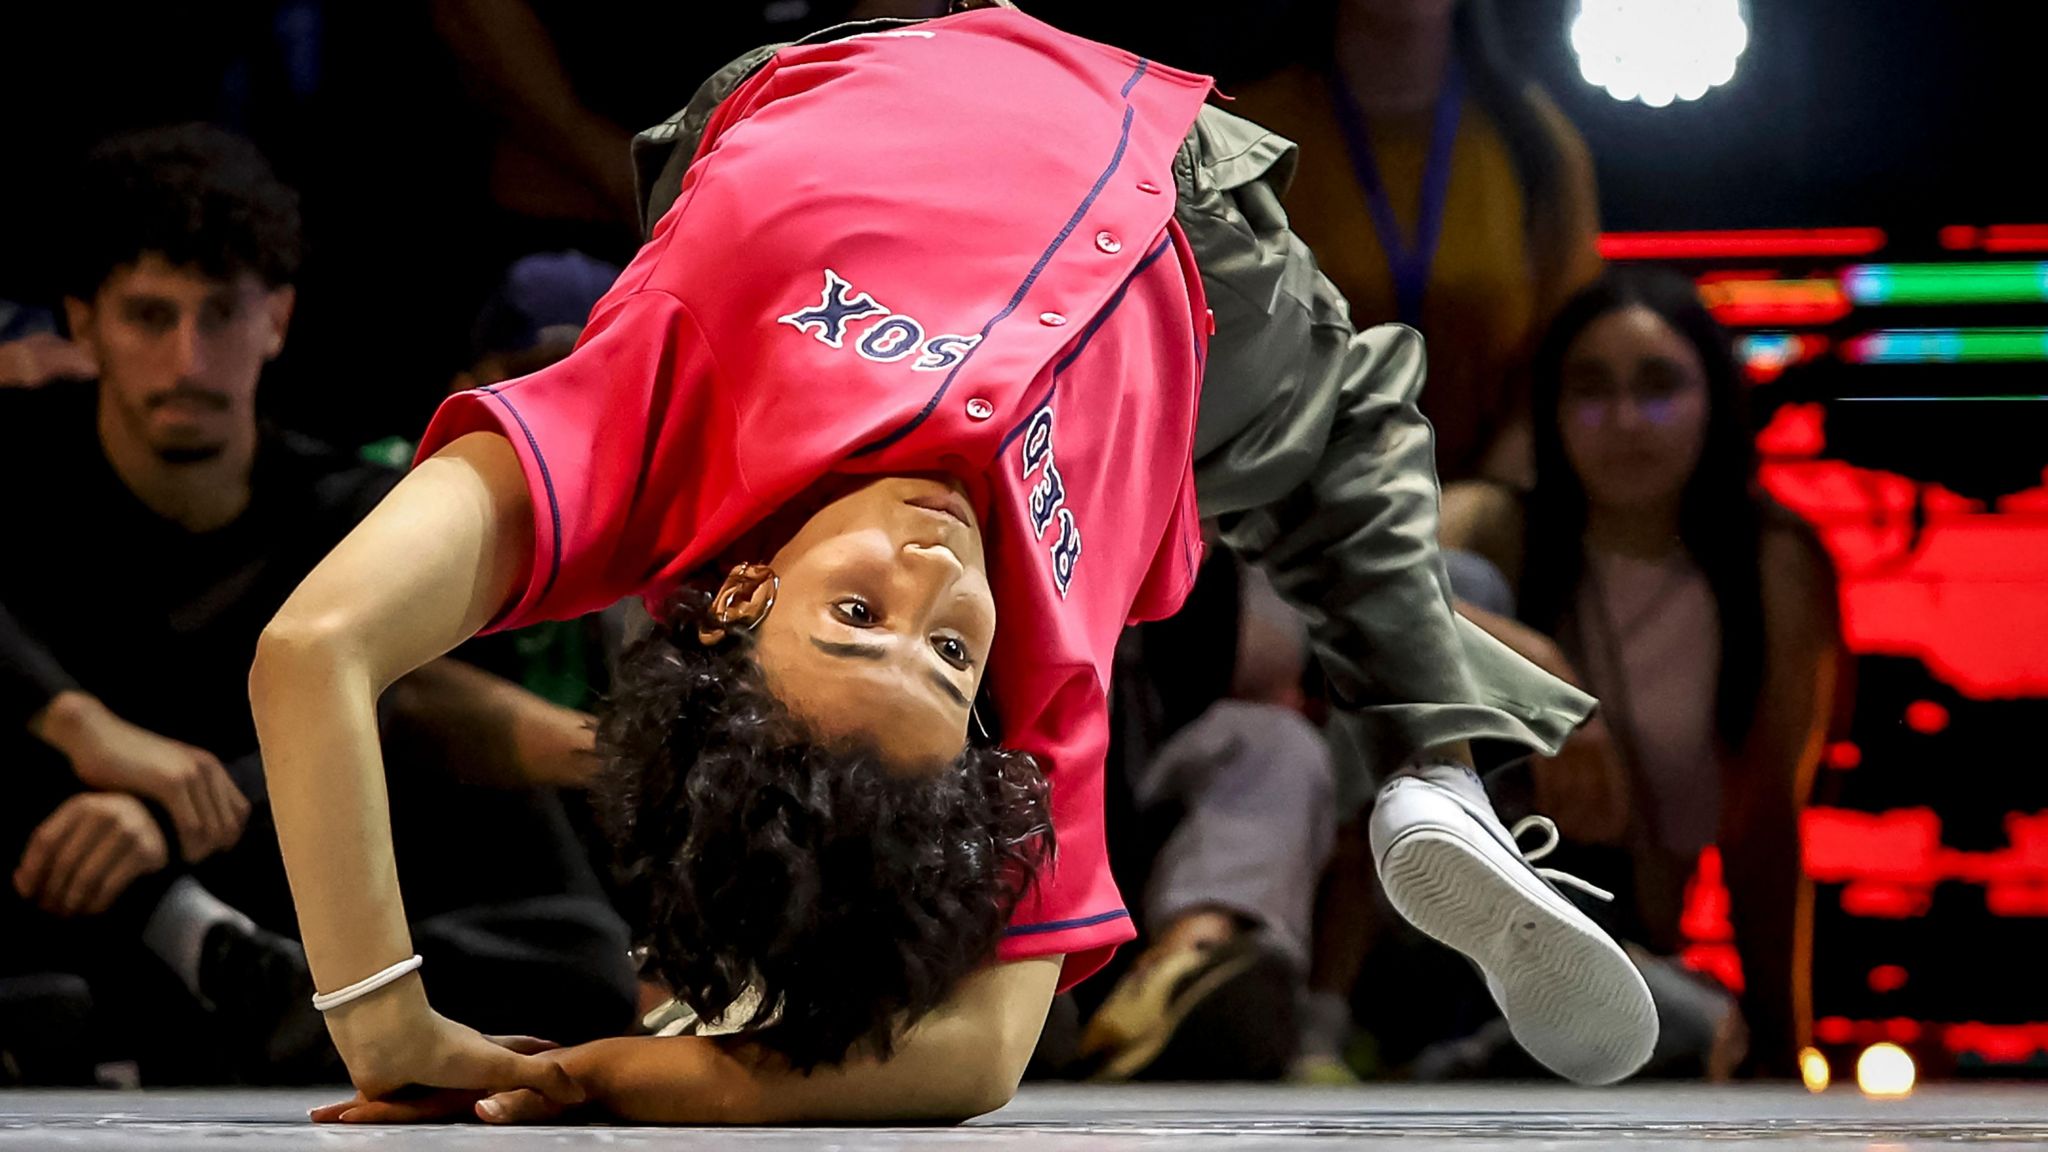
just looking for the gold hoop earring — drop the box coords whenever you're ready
[713,563,778,632]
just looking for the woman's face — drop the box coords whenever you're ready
[1557,304,1713,518]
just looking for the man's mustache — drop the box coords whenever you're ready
[148,386,233,411]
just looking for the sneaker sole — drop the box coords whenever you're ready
[1090,947,1265,1083]
[1379,826,1657,1085]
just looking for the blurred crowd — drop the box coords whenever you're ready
[0,0,1842,1089]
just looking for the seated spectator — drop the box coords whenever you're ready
[1229,0,1604,485]
[1434,266,1842,1077]
[1054,551,1335,1081]
[0,124,636,1085]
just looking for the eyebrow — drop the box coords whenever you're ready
[809,636,971,708]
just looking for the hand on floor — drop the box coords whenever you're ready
[309,1033,582,1124]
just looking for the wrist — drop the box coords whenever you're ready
[30,690,106,758]
[320,967,432,1043]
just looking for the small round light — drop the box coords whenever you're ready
[1856,1042,1916,1099]
[1799,1046,1831,1093]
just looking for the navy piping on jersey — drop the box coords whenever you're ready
[851,57,1154,458]
[1003,908,1132,938]
[480,385,563,608]
[998,234,1175,457]
[1120,57,1150,97]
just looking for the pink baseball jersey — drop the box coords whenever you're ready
[417,8,1214,988]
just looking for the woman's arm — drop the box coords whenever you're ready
[562,956,1059,1124]
[1720,526,1840,1076]
[249,431,578,1104]
[318,955,1063,1126]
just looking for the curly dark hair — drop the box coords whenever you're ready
[64,123,302,301]
[595,587,1054,1071]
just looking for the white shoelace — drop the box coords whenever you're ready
[1510,815,1617,903]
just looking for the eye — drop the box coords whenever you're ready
[932,634,972,670]
[833,598,876,627]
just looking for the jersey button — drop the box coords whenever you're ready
[965,397,994,421]
[1137,180,1162,194]
[1039,311,1068,327]
[1095,230,1122,254]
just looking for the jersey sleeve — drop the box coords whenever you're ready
[993,671,1136,990]
[415,290,735,632]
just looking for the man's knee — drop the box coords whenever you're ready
[1197,701,1336,807]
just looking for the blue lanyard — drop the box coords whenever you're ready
[1329,58,1465,329]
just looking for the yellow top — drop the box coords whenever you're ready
[1228,65,1604,483]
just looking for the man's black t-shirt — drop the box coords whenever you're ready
[0,381,399,764]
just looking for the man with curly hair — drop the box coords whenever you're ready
[1,124,637,1084]
[251,2,1658,1124]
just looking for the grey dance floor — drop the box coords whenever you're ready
[7,1083,2048,1149]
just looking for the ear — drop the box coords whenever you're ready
[697,563,779,646]
[62,296,95,346]
[262,285,297,360]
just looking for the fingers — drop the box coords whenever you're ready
[34,808,109,916]
[309,1096,365,1123]
[478,1088,563,1125]
[14,803,88,906]
[335,1091,484,1124]
[208,757,251,842]
[56,829,130,917]
[164,777,208,862]
[183,751,233,859]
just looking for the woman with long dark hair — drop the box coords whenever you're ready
[1441,266,1843,1075]
[1230,0,1604,484]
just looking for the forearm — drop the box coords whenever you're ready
[250,635,418,991]
[250,432,535,994]
[386,658,598,790]
[569,958,1060,1124]
[26,689,98,758]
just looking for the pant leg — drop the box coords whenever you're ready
[414,894,637,1044]
[383,757,637,1042]
[1135,701,1338,970]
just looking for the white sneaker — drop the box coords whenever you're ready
[1369,774,1658,1085]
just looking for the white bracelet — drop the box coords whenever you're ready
[311,955,424,1012]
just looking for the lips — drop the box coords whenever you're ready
[906,491,977,529]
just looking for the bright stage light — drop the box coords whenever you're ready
[1856,1042,1916,1099]
[1571,0,1748,108]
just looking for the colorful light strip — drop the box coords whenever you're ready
[1699,278,1852,327]
[1844,263,2048,306]
[1601,228,1887,260]
[1940,225,2048,254]
[1736,332,1832,382]
[1842,328,2048,364]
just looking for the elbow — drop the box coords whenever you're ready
[249,611,358,705]
[946,1062,1022,1123]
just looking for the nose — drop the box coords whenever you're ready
[170,317,207,378]
[1611,394,1652,432]
[904,541,967,580]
